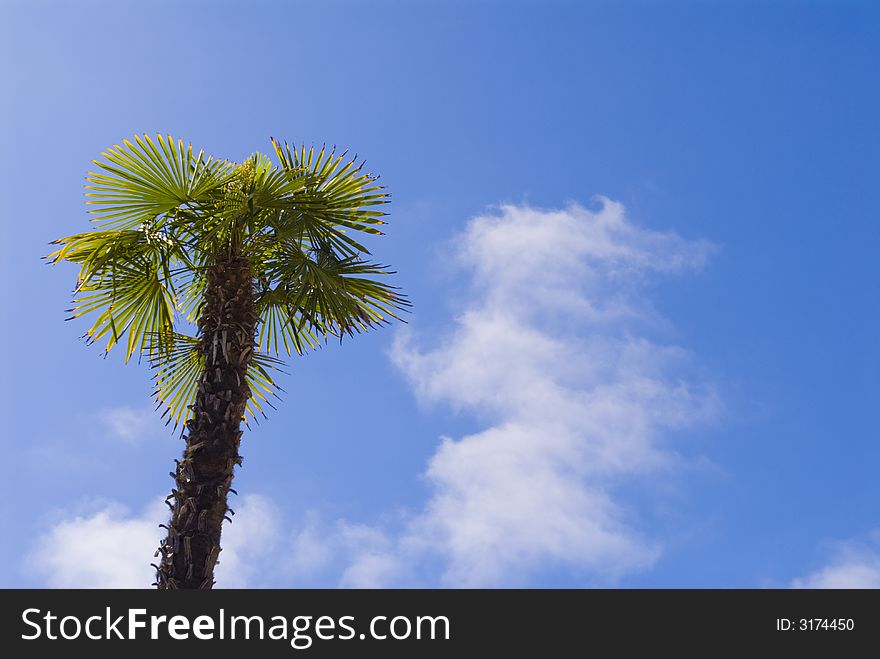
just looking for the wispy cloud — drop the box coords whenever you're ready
[97,406,158,444]
[266,515,411,588]
[792,532,880,588]
[382,199,718,586]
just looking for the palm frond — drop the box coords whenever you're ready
[151,333,286,429]
[70,261,176,360]
[255,285,322,356]
[48,226,187,290]
[268,138,390,255]
[254,245,409,353]
[150,333,203,429]
[49,227,183,360]
[86,134,234,229]
[244,351,287,423]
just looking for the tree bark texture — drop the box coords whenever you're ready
[154,254,256,589]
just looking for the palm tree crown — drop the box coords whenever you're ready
[48,135,407,588]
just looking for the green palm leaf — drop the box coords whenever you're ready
[150,333,286,429]
[50,228,181,360]
[86,134,233,230]
[268,138,389,255]
[254,244,409,352]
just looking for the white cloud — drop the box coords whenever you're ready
[27,494,279,588]
[97,406,157,444]
[214,494,280,588]
[283,513,336,579]
[382,199,718,586]
[274,515,405,588]
[338,523,401,588]
[792,533,880,588]
[27,499,165,588]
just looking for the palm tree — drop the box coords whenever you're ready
[48,135,407,589]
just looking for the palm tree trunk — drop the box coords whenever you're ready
[154,253,256,589]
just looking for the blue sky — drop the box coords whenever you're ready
[1,0,878,588]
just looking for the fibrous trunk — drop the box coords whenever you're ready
[154,254,256,589]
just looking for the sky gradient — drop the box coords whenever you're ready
[1,0,878,588]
